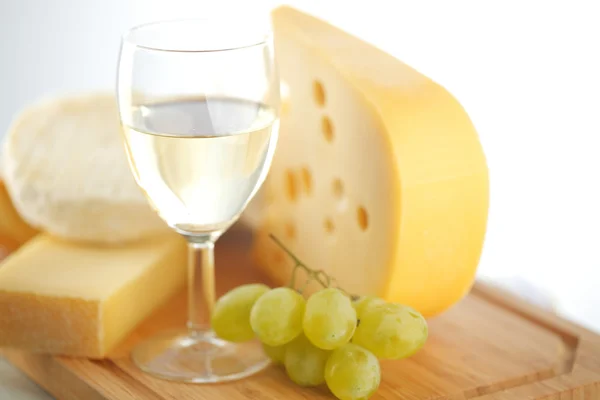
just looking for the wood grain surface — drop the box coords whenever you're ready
[3,229,600,399]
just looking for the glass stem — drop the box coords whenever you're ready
[187,240,216,335]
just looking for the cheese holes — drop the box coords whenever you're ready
[285,223,296,240]
[285,170,298,202]
[313,80,326,107]
[357,206,369,231]
[322,116,334,142]
[301,167,313,195]
[273,250,284,265]
[313,80,332,142]
[324,218,335,234]
[332,178,344,199]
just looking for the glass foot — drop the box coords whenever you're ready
[131,329,270,383]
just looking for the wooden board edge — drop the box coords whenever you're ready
[472,282,599,342]
[1,350,105,400]
[2,350,166,400]
[470,282,600,399]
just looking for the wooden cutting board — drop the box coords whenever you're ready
[3,229,600,399]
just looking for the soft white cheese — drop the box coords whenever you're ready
[2,93,169,243]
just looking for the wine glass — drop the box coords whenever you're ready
[116,18,279,383]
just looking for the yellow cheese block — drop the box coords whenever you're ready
[0,179,37,245]
[254,7,489,317]
[0,234,186,358]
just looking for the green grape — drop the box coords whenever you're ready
[352,303,428,359]
[352,295,385,320]
[262,342,286,364]
[211,283,270,342]
[303,288,357,350]
[325,343,380,400]
[284,334,330,386]
[250,287,305,346]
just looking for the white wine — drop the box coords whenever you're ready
[118,17,280,383]
[122,97,279,236]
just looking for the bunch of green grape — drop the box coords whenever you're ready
[212,283,428,400]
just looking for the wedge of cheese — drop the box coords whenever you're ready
[1,93,170,244]
[0,233,186,358]
[254,7,489,317]
[0,179,38,246]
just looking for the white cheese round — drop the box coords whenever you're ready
[2,93,170,243]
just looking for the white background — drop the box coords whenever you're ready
[0,3,599,394]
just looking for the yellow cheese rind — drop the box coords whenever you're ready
[0,234,186,358]
[0,291,101,357]
[254,7,489,317]
[0,180,37,244]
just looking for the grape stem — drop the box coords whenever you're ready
[269,234,353,298]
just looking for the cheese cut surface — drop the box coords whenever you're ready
[0,233,186,358]
[254,7,489,317]
[0,179,37,245]
[1,93,170,243]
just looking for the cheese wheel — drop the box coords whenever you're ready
[253,7,489,317]
[2,93,170,243]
